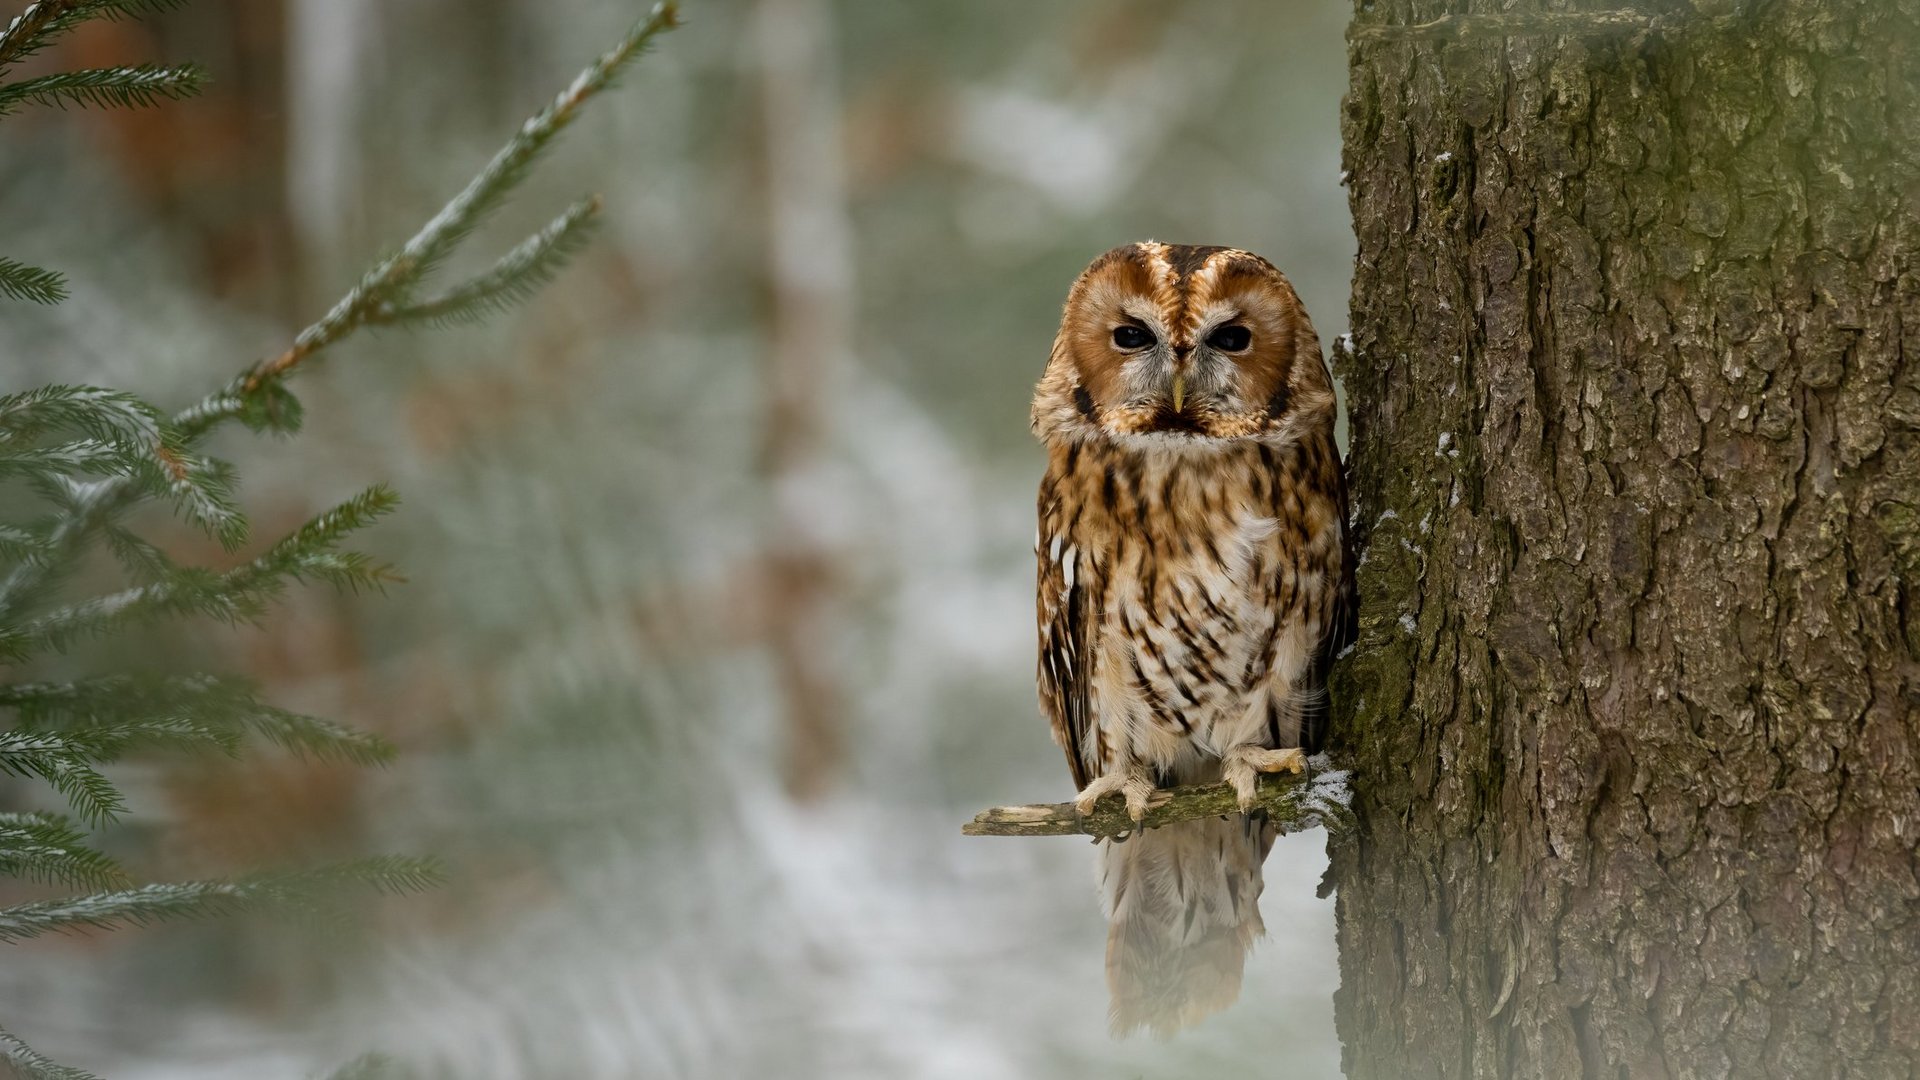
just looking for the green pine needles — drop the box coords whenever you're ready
[0,2,682,1076]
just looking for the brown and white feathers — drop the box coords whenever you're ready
[1031,241,1354,1036]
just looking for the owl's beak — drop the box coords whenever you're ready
[1170,372,1187,413]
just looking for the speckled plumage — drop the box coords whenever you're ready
[1031,241,1354,1035]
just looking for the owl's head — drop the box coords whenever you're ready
[1031,241,1336,450]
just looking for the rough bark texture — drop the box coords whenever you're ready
[1330,1,1920,1077]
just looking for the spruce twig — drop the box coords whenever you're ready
[0,674,394,765]
[0,812,127,889]
[0,856,442,943]
[225,0,681,410]
[0,257,68,304]
[371,196,603,327]
[0,0,190,72]
[0,485,401,661]
[0,1,77,71]
[0,730,125,823]
[0,387,244,619]
[0,62,204,114]
[0,1025,102,1080]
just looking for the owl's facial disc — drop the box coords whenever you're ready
[1036,241,1328,446]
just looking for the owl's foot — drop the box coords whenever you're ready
[1073,767,1169,823]
[1222,745,1307,811]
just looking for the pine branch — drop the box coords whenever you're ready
[100,524,177,582]
[1,574,226,660]
[5,562,276,658]
[0,1,78,71]
[0,880,244,942]
[0,385,163,447]
[248,484,402,591]
[0,857,442,943]
[0,0,189,73]
[371,196,603,327]
[0,721,239,822]
[154,448,246,547]
[0,492,113,619]
[0,6,680,611]
[0,439,135,478]
[241,855,446,902]
[0,523,51,565]
[0,62,204,115]
[0,257,68,304]
[0,812,126,889]
[0,1026,101,1080]
[222,0,681,412]
[0,485,397,660]
[369,5,675,290]
[0,441,239,549]
[0,674,395,766]
[0,386,245,557]
[50,0,190,23]
[961,766,1354,840]
[243,705,394,766]
[0,731,124,824]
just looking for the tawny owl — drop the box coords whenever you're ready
[1032,241,1354,1035]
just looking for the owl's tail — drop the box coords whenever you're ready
[1099,812,1276,1037]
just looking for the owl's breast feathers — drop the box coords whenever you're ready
[1036,432,1353,788]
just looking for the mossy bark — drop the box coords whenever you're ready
[1330,1,1920,1076]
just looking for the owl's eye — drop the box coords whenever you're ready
[1208,324,1253,352]
[1111,324,1154,350]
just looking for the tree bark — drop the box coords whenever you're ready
[1330,1,1920,1077]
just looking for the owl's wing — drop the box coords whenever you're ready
[1298,441,1358,754]
[1037,520,1093,792]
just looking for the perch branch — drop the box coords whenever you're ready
[963,765,1352,840]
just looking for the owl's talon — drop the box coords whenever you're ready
[1222,745,1307,810]
[1073,769,1163,822]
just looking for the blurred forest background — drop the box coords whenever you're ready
[3,0,1356,1075]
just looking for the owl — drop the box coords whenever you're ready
[1031,241,1354,1035]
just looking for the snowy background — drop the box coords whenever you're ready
[2,1,1355,1076]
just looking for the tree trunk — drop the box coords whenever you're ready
[1329,2,1920,1077]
